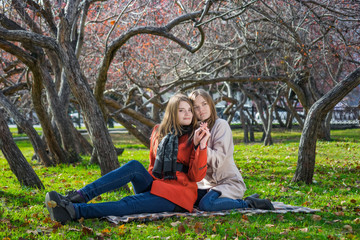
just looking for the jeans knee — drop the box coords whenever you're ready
[199,198,212,211]
[198,190,220,211]
[127,160,141,169]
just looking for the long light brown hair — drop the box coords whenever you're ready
[155,93,197,143]
[189,89,218,130]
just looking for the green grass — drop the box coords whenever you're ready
[1,128,359,239]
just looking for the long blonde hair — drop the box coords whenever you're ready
[155,93,197,142]
[189,89,218,130]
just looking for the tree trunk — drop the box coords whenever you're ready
[317,111,332,140]
[264,108,274,146]
[285,92,304,128]
[31,70,68,164]
[55,14,119,174]
[248,119,255,142]
[0,110,44,189]
[264,92,281,146]
[111,113,151,148]
[72,126,93,155]
[240,109,249,143]
[274,107,286,128]
[17,124,24,134]
[293,67,360,184]
[292,111,319,184]
[38,57,81,162]
[0,91,54,167]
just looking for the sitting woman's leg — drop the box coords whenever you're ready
[79,160,153,202]
[74,191,176,219]
[199,190,248,211]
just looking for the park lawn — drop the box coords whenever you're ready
[0,128,359,239]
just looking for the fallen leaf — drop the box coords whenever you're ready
[101,228,111,235]
[350,199,356,204]
[312,215,322,221]
[68,228,81,232]
[354,218,360,224]
[295,191,304,196]
[343,225,353,232]
[26,230,39,235]
[265,224,275,227]
[47,200,57,208]
[82,226,93,235]
[178,224,185,234]
[170,221,181,227]
[194,222,203,234]
[334,212,345,216]
[300,228,308,232]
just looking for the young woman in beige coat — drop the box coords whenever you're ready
[189,89,274,211]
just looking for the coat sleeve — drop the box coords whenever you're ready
[187,146,207,182]
[206,120,234,171]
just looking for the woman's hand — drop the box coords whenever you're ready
[199,127,210,150]
[194,122,210,149]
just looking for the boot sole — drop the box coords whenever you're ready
[45,191,71,224]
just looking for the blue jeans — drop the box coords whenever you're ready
[196,189,248,211]
[73,160,177,219]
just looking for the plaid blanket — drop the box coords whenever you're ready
[105,202,320,224]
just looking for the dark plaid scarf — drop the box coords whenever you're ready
[152,126,192,180]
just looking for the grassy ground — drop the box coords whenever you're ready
[0,128,359,239]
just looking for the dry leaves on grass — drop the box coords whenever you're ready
[343,225,353,233]
[312,215,322,221]
[178,224,186,234]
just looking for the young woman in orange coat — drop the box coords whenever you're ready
[45,93,211,224]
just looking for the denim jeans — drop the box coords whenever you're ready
[196,189,248,211]
[73,160,177,219]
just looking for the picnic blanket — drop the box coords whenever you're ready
[105,202,320,224]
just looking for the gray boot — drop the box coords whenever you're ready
[64,190,86,203]
[45,191,76,224]
[247,193,260,198]
[244,196,275,210]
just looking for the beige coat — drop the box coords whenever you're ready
[197,119,247,199]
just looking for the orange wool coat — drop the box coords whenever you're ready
[148,126,207,212]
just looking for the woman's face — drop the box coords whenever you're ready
[193,95,211,121]
[178,101,193,125]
